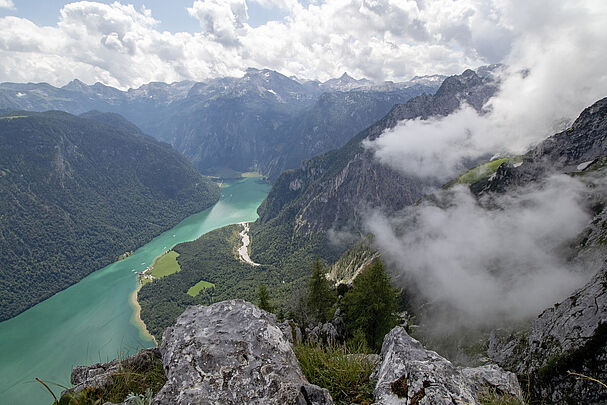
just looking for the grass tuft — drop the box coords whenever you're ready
[294,342,378,405]
[52,351,166,405]
[479,389,525,405]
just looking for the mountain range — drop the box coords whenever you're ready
[136,67,501,337]
[133,65,607,402]
[0,69,443,179]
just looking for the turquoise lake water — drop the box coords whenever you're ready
[0,177,271,405]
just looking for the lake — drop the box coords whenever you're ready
[0,177,270,405]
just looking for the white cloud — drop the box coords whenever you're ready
[0,0,604,93]
[0,0,14,10]
[366,175,596,329]
[187,0,248,46]
[365,0,607,181]
[0,0,528,88]
[250,0,300,12]
[358,0,607,332]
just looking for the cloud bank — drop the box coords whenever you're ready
[0,0,14,10]
[360,0,607,331]
[365,0,607,181]
[0,0,531,89]
[366,175,594,329]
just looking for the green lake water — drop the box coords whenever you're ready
[0,177,270,405]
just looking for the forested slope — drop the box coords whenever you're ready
[0,111,220,320]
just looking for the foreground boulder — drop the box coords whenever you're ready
[154,299,332,405]
[373,327,522,404]
[489,267,607,404]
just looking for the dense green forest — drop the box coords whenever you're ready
[0,111,220,320]
[139,225,294,339]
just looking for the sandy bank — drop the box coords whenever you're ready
[129,283,158,346]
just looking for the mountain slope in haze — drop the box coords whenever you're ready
[463,98,607,404]
[249,68,498,272]
[0,69,441,179]
[0,111,220,320]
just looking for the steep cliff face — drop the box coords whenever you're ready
[478,97,607,193]
[250,69,497,271]
[488,269,607,404]
[477,98,607,404]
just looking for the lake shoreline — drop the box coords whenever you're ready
[129,282,157,346]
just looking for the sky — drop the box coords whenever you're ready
[0,0,523,89]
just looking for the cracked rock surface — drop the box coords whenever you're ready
[154,300,332,405]
[372,327,521,405]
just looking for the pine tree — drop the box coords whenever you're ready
[307,258,335,323]
[342,260,398,351]
[257,284,273,312]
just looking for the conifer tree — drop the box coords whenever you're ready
[307,258,335,323]
[257,283,273,312]
[342,260,398,351]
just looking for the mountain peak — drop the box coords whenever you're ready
[62,78,88,91]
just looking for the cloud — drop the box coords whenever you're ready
[187,0,248,46]
[365,0,607,181]
[0,0,530,89]
[365,175,596,329]
[250,0,300,12]
[0,0,14,10]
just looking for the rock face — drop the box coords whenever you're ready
[470,97,607,403]
[251,68,498,273]
[489,268,607,404]
[154,300,332,405]
[373,327,522,405]
[481,97,607,194]
[68,348,162,395]
[306,313,347,346]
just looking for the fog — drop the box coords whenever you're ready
[366,175,595,329]
[364,1,607,182]
[360,1,607,329]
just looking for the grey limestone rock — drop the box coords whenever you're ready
[488,267,607,404]
[306,312,347,346]
[372,327,522,405]
[68,348,161,395]
[153,300,332,405]
[279,319,303,345]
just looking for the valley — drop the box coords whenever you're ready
[0,2,606,401]
[0,177,270,405]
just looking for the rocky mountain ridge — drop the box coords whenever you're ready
[0,69,441,179]
[249,68,498,275]
[463,98,607,404]
[65,300,520,405]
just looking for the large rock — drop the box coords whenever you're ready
[154,300,332,405]
[373,327,522,404]
[489,268,607,404]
